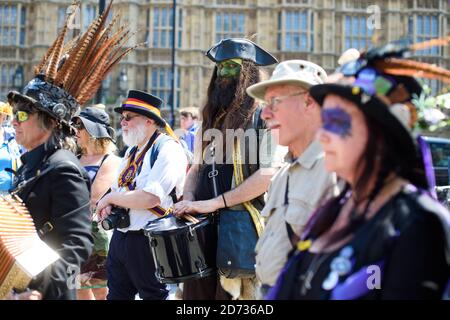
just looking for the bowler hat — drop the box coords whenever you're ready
[114,90,165,127]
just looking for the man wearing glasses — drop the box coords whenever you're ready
[246,60,339,298]
[96,90,187,300]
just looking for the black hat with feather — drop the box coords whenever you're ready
[310,39,450,192]
[7,0,140,129]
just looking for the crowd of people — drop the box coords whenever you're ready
[1,3,449,301]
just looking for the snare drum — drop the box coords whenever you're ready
[144,214,217,284]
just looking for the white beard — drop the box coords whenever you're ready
[122,122,149,147]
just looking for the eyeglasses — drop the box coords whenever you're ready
[260,91,308,112]
[13,110,31,123]
[120,114,141,122]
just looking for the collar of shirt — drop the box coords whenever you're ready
[284,140,324,170]
[20,142,57,172]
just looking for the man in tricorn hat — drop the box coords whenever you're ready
[96,90,187,300]
[173,38,286,300]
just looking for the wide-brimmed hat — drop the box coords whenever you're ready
[72,107,115,142]
[309,42,450,190]
[206,38,278,66]
[246,60,327,101]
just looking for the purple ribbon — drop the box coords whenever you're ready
[265,252,304,300]
[417,135,437,199]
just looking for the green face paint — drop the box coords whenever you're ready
[217,59,242,78]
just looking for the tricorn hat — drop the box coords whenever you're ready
[206,38,278,66]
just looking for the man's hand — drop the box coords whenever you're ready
[98,205,112,220]
[96,193,114,220]
[173,198,222,217]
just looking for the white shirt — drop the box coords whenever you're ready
[113,134,187,231]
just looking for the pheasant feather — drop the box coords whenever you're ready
[375,58,450,84]
[31,0,138,106]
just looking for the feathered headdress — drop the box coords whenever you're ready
[7,0,140,127]
[310,37,450,193]
[324,37,450,130]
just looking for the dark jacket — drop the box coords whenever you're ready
[11,142,93,300]
[271,186,450,300]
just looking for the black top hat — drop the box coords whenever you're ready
[206,38,278,66]
[114,90,165,127]
[72,107,115,142]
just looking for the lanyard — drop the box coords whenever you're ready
[118,131,159,190]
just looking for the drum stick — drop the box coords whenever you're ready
[183,214,199,224]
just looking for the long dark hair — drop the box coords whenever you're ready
[200,60,261,154]
[307,112,408,243]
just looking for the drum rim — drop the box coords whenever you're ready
[143,214,213,236]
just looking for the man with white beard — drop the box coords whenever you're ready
[96,90,187,300]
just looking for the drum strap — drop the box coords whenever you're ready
[119,132,175,218]
[206,135,264,236]
[118,131,159,190]
[233,138,264,237]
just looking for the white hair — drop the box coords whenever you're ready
[122,121,149,147]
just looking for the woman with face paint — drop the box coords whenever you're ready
[267,43,450,300]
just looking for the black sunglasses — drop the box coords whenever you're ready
[120,114,141,122]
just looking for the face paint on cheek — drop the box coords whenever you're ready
[216,60,242,78]
[321,107,353,138]
[218,66,241,78]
